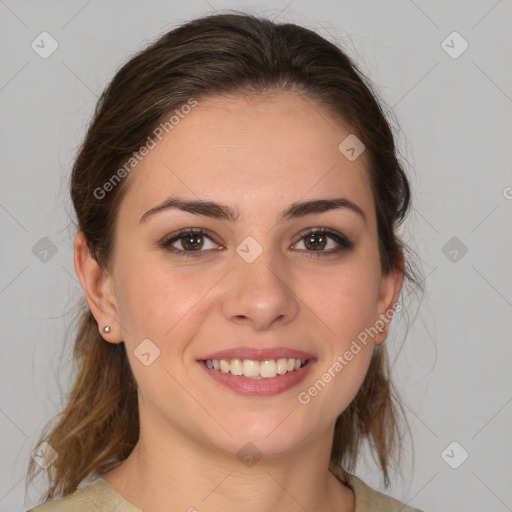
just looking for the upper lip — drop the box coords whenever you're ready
[199,346,315,361]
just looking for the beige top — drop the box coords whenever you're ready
[27,468,425,512]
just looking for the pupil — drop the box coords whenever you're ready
[183,235,203,250]
[306,233,325,250]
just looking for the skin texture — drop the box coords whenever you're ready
[75,92,403,512]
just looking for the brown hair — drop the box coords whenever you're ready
[27,12,419,502]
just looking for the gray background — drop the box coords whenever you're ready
[1,1,511,511]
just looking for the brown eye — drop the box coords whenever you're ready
[303,232,327,251]
[293,229,353,254]
[161,229,220,256]
[180,233,204,251]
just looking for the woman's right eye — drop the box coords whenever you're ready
[161,229,221,256]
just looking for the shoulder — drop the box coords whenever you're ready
[26,478,141,512]
[346,473,425,512]
[27,471,426,512]
[330,465,426,512]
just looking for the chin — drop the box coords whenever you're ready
[209,415,314,460]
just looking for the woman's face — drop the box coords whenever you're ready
[87,92,401,459]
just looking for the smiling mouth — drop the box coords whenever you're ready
[203,358,308,379]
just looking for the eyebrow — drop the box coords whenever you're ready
[139,196,366,224]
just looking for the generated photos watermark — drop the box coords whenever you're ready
[93,97,198,200]
[297,302,401,405]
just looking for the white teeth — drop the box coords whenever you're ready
[230,358,243,376]
[204,358,307,378]
[242,359,260,378]
[260,360,277,378]
[276,358,288,375]
[220,359,230,373]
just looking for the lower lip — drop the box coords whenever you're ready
[198,361,315,397]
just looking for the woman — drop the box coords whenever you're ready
[27,12,424,512]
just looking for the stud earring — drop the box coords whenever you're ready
[102,326,111,334]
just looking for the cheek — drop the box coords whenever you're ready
[301,261,381,347]
[113,253,222,347]
[291,257,381,413]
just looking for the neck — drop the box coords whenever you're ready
[102,410,354,512]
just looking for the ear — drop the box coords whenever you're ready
[373,249,404,345]
[73,231,123,344]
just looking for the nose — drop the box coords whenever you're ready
[221,246,299,331]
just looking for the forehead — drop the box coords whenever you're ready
[119,92,375,223]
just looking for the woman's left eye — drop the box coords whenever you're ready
[292,229,353,254]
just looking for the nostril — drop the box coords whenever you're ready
[232,315,250,323]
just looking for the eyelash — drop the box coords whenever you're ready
[160,227,353,258]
